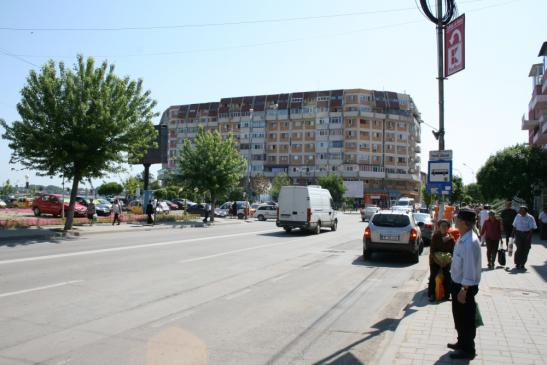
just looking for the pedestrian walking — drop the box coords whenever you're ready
[480,211,503,269]
[539,206,547,240]
[447,208,481,360]
[87,198,96,226]
[203,202,211,223]
[500,200,517,246]
[232,201,238,219]
[146,199,155,225]
[112,199,122,225]
[512,206,537,270]
[478,205,490,246]
[428,219,455,302]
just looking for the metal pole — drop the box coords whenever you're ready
[436,0,445,151]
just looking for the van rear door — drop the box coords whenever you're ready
[279,187,308,223]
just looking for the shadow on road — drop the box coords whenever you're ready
[351,254,417,269]
[311,288,430,364]
[0,231,77,248]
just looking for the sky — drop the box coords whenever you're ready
[0,0,545,190]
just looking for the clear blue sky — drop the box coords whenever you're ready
[1,0,545,189]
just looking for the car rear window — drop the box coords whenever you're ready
[413,213,430,222]
[372,214,410,227]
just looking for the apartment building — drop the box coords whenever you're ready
[521,42,547,211]
[159,88,422,203]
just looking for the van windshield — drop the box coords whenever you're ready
[397,201,410,206]
[372,214,410,227]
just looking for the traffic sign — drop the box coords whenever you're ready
[444,14,465,77]
[429,149,453,161]
[427,160,453,193]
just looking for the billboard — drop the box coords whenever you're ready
[137,125,168,165]
[343,180,364,198]
[444,14,465,77]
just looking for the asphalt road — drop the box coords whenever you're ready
[0,214,428,365]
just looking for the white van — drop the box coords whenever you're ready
[276,185,338,234]
[392,197,415,213]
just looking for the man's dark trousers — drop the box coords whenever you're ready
[451,283,479,354]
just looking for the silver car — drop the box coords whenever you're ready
[360,205,380,222]
[363,210,424,263]
[254,205,278,221]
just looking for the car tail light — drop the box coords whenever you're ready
[306,208,311,223]
[364,227,371,239]
[410,228,418,240]
[425,223,433,229]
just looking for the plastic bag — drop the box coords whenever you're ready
[508,238,514,257]
[92,214,97,223]
[475,303,484,328]
[498,241,506,266]
[435,271,445,301]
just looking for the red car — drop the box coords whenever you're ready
[32,194,87,217]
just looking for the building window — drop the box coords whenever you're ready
[331,141,343,148]
[330,117,342,124]
[317,96,329,101]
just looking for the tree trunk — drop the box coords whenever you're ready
[210,195,216,222]
[64,172,81,231]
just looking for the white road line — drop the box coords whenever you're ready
[225,288,252,300]
[179,238,302,264]
[0,280,83,299]
[151,310,195,328]
[0,229,278,266]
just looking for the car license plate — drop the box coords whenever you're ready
[380,234,399,241]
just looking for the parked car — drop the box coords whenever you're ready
[276,185,337,234]
[174,199,196,210]
[360,205,381,222]
[186,203,206,216]
[14,197,33,209]
[95,198,113,209]
[413,212,433,245]
[0,199,6,208]
[32,194,87,217]
[164,200,179,210]
[363,210,423,263]
[128,200,144,214]
[215,202,231,217]
[156,201,170,214]
[75,196,111,216]
[254,205,277,221]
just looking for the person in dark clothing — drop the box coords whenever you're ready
[146,200,155,225]
[428,219,455,302]
[512,206,537,270]
[500,201,517,246]
[480,211,503,269]
[231,201,238,219]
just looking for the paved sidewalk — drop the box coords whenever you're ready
[377,235,547,365]
[0,217,255,242]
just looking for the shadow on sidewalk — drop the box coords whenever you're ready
[351,254,417,269]
[433,353,471,365]
[310,289,430,365]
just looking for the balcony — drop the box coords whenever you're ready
[521,114,539,130]
[529,94,547,112]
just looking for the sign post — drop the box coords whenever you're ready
[428,150,453,221]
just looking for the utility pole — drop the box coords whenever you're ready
[436,0,445,151]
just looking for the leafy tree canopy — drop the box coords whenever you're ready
[1,55,158,229]
[97,181,123,196]
[477,144,547,206]
[270,172,291,201]
[317,175,347,207]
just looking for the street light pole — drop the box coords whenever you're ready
[247,108,254,200]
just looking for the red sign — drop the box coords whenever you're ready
[444,14,465,77]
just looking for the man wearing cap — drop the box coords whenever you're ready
[511,206,537,270]
[448,208,481,359]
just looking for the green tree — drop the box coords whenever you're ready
[317,175,347,207]
[464,183,483,203]
[477,144,547,206]
[1,56,157,230]
[250,173,270,198]
[270,172,291,201]
[421,185,433,207]
[177,127,246,221]
[449,176,464,204]
[124,176,142,197]
[97,182,124,196]
[0,179,14,196]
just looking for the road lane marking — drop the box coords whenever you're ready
[179,238,302,264]
[0,229,278,266]
[151,310,196,328]
[0,280,83,298]
[225,288,252,300]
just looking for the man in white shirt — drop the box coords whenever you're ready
[448,208,481,359]
[512,206,537,270]
[539,206,547,240]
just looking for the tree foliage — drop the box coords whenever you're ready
[464,183,483,203]
[250,173,270,197]
[97,182,123,196]
[1,55,157,229]
[477,144,547,206]
[124,176,141,197]
[317,175,347,207]
[270,172,291,201]
[0,179,14,196]
[449,176,464,204]
[177,127,246,221]
[421,185,433,207]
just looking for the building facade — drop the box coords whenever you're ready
[522,42,547,211]
[160,88,422,203]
